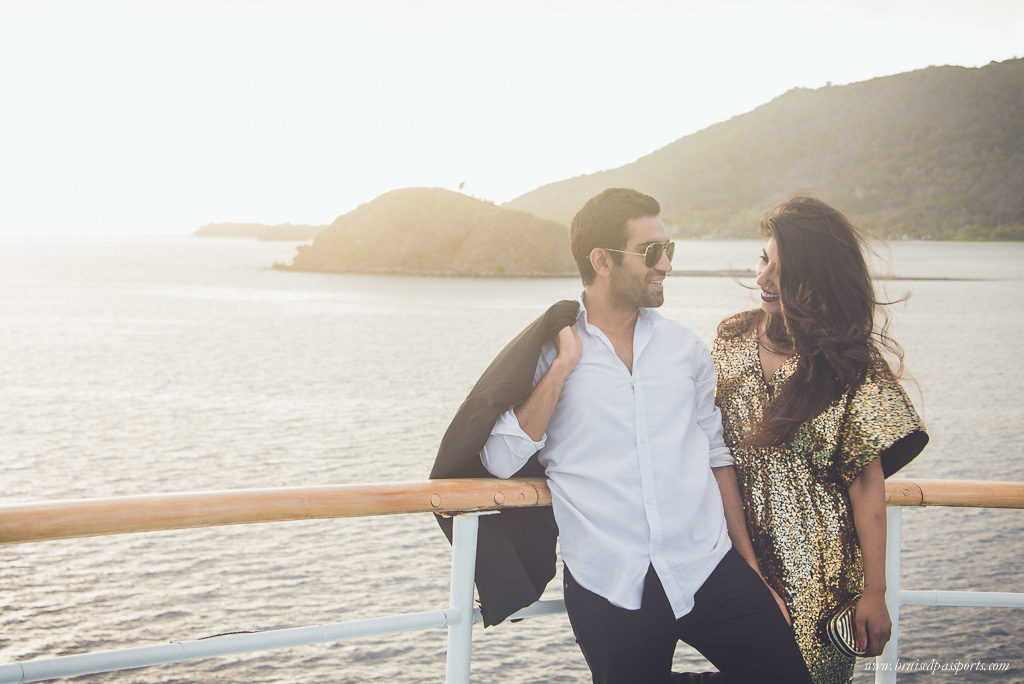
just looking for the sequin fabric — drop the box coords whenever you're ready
[712,324,925,684]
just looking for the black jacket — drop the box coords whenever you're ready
[430,299,580,626]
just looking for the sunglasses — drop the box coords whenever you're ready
[603,241,675,268]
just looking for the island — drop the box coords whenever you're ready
[274,187,577,277]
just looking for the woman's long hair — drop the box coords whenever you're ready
[718,196,904,446]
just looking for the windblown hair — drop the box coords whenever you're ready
[570,188,660,284]
[718,196,904,446]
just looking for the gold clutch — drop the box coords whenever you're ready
[825,593,867,658]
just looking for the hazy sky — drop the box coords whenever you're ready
[1,1,1021,235]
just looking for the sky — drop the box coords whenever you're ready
[1,0,1021,235]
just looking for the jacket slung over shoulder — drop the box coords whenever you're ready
[430,299,579,626]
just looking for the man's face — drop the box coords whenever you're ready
[608,215,673,310]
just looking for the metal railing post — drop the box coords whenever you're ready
[875,506,902,684]
[445,513,482,684]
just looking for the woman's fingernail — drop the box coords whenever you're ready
[858,641,866,649]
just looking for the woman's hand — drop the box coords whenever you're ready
[854,589,891,656]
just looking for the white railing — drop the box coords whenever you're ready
[875,479,1024,684]
[0,478,1020,683]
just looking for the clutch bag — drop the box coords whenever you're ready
[825,593,867,658]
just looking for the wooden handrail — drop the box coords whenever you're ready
[0,478,1019,546]
[0,479,549,547]
[884,478,1024,508]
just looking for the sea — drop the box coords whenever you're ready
[0,236,1021,683]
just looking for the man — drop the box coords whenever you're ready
[477,189,812,683]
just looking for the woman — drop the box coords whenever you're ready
[712,197,928,683]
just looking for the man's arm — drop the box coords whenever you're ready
[512,325,582,440]
[696,344,792,624]
[480,325,581,478]
[713,465,792,625]
[712,465,758,567]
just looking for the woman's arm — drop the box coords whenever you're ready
[848,457,892,656]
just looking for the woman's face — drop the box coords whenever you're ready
[755,236,781,313]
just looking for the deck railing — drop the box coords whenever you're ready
[0,478,1020,683]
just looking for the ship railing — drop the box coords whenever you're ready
[0,478,1020,683]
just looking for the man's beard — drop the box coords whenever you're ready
[609,265,664,310]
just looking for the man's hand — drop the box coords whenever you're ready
[854,589,891,656]
[746,562,791,626]
[513,324,581,441]
[552,324,582,374]
[763,579,792,626]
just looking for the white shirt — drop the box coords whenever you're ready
[480,294,733,618]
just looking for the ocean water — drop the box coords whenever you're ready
[0,236,1020,683]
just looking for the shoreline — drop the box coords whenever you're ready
[270,263,990,282]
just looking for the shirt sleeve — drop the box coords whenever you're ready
[695,342,734,468]
[479,408,548,479]
[478,349,553,479]
[835,359,925,488]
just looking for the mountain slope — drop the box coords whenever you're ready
[506,58,1024,239]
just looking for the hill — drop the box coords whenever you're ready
[276,187,577,276]
[505,58,1024,240]
[194,222,326,240]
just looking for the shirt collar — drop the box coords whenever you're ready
[577,289,654,323]
[576,289,656,354]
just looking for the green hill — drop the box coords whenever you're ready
[276,187,576,276]
[505,58,1024,240]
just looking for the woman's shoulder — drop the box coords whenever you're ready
[716,309,760,336]
[846,346,921,428]
[713,310,759,349]
[711,310,759,370]
[862,345,901,385]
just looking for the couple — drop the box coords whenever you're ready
[431,188,927,683]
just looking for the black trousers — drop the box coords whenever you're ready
[563,548,813,684]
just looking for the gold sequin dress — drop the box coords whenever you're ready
[712,324,926,684]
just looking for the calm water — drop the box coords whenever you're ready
[0,236,1020,683]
